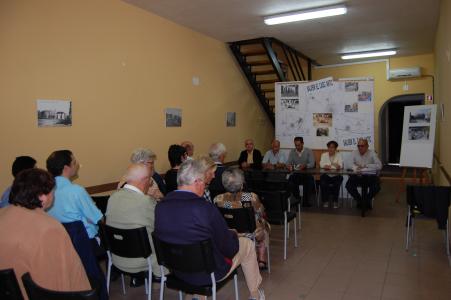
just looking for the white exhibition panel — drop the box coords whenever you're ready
[399,104,437,168]
[275,77,375,150]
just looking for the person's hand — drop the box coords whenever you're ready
[241,162,249,169]
[324,164,331,170]
[335,164,342,170]
[299,164,307,170]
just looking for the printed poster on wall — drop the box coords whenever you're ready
[275,77,374,150]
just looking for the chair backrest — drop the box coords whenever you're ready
[0,269,24,300]
[91,196,109,215]
[255,190,289,213]
[102,224,151,258]
[21,272,98,300]
[217,206,256,233]
[244,170,266,191]
[151,233,216,274]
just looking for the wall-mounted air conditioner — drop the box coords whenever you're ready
[387,66,421,80]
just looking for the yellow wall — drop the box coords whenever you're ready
[434,0,451,185]
[312,54,435,151]
[0,0,274,190]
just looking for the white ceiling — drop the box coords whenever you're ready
[123,0,440,65]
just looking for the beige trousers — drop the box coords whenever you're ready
[219,237,262,298]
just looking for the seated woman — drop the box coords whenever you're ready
[198,156,217,203]
[319,140,344,208]
[165,144,188,194]
[214,168,270,270]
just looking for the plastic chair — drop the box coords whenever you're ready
[99,224,153,300]
[255,190,298,260]
[0,269,24,300]
[151,233,239,300]
[21,272,98,300]
[405,185,451,256]
[217,206,271,273]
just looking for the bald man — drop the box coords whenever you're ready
[106,163,166,287]
[238,139,263,170]
[262,139,287,169]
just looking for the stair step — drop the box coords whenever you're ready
[247,60,271,66]
[241,49,267,56]
[261,87,275,93]
[256,79,278,84]
[252,69,276,75]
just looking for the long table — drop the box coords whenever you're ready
[244,168,379,217]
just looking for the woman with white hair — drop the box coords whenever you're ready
[214,168,270,270]
[118,148,165,200]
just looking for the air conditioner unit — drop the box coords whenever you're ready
[387,66,421,80]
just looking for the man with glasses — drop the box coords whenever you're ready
[345,138,382,209]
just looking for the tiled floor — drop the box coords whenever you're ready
[109,180,451,300]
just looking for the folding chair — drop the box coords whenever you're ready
[99,224,154,300]
[151,234,239,300]
[21,272,98,300]
[217,206,271,273]
[256,190,298,260]
[0,268,24,300]
[405,185,451,256]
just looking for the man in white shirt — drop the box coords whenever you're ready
[345,138,382,209]
[262,139,286,169]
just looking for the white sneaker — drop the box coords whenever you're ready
[249,288,265,300]
[333,203,339,209]
[323,202,329,208]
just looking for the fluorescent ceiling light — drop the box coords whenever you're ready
[264,5,347,25]
[341,50,397,60]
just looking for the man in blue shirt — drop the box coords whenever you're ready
[46,150,103,240]
[262,139,287,169]
[1,156,37,208]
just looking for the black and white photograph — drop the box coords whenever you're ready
[281,84,299,97]
[226,112,236,127]
[345,82,359,92]
[316,127,329,136]
[165,108,182,127]
[37,99,72,127]
[409,108,432,123]
[313,113,333,127]
[281,98,299,109]
[344,102,358,112]
[358,91,372,102]
[408,126,430,141]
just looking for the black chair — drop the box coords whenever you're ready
[0,269,24,300]
[255,190,298,260]
[217,206,271,273]
[244,170,265,192]
[151,233,239,300]
[21,272,98,300]
[405,185,451,256]
[99,224,153,300]
[91,196,109,215]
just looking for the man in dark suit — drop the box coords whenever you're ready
[238,139,263,170]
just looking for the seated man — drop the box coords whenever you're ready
[106,164,166,286]
[345,138,382,208]
[286,136,316,207]
[1,155,36,208]
[154,160,265,300]
[165,144,188,194]
[319,140,344,209]
[0,168,91,297]
[262,139,286,169]
[238,139,263,170]
[46,150,103,251]
[208,142,228,197]
[181,140,195,160]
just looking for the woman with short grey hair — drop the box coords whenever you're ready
[214,168,270,270]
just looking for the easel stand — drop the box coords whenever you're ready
[396,167,431,202]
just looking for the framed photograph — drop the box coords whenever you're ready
[409,107,432,124]
[226,112,236,127]
[37,99,72,127]
[165,108,182,127]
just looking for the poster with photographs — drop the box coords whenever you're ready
[400,104,437,168]
[226,112,236,127]
[165,108,182,127]
[37,99,72,127]
[275,78,374,149]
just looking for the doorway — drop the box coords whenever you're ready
[379,94,424,164]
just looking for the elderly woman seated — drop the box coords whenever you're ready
[214,168,270,270]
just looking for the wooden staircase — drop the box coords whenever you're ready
[228,37,318,126]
